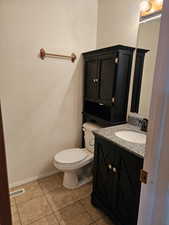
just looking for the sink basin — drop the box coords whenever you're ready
[115,130,146,144]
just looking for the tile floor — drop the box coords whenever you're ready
[10,173,113,225]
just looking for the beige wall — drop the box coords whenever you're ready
[97,0,141,48]
[0,0,141,186]
[138,19,161,117]
[97,0,141,120]
[0,0,98,186]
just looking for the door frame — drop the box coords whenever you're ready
[138,0,169,224]
[0,105,12,225]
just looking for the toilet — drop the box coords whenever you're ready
[53,122,100,189]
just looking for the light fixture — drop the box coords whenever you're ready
[140,0,152,12]
[155,0,163,4]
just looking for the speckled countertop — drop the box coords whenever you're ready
[93,124,146,158]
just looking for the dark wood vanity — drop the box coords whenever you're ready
[92,134,144,225]
[83,45,134,126]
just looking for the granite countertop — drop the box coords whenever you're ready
[93,124,146,158]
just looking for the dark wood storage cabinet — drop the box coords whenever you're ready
[83,45,134,126]
[92,135,143,225]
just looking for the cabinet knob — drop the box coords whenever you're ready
[112,97,115,103]
[108,164,112,170]
[112,167,117,173]
[108,164,117,173]
[93,78,99,83]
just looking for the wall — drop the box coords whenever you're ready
[138,19,161,117]
[96,0,141,121]
[97,0,141,48]
[0,0,98,186]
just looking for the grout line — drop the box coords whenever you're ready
[14,174,94,225]
[14,198,23,225]
[41,185,62,225]
[53,213,61,225]
[78,198,96,224]
[12,183,44,207]
[14,193,44,207]
[16,199,55,225]
[24,213,54,225]
[37,174,64,195]
[14,179,56,225]
[38,181,55,215]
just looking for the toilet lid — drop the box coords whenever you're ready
[54,149,88,164]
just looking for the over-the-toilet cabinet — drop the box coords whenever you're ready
[83,45,134,126]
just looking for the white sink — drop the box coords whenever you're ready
[115,130,146,144]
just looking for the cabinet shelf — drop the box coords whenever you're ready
[84,97,113,106]
[83,112,126,127]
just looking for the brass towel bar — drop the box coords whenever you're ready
[39,48,76,63]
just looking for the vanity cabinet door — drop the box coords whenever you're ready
[93,136,120,213]
[116,149,143,225]
[84,57,99,101]
[92,134,144,225]
[98,53,117,105]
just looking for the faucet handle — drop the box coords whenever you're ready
[138,119,143,128]
[141,118,148,132]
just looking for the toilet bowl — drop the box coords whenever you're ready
[53,122,100,189]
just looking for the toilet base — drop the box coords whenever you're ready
[63,163,93,189]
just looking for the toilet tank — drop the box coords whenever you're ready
[83,122,101,152]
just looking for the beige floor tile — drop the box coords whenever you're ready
[68,183,92,202]
[11,204,21,225]
[10,197,16,207]
[11,181,43,205]
[55,201,94,225]
[80,196,104,221]
[18,196,52,225]
[46,187,74,211]
[31,214,59,225]
[96,217,113,225]
[38,173,62,193]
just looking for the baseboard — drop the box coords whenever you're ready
[9,170,59,188]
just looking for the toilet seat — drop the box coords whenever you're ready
[53,148,93,171]
[54,149,88,165]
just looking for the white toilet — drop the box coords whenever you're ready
[53,122,100,189]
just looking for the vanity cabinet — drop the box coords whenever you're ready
[92,134,143,225]
[83,45,134,126]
